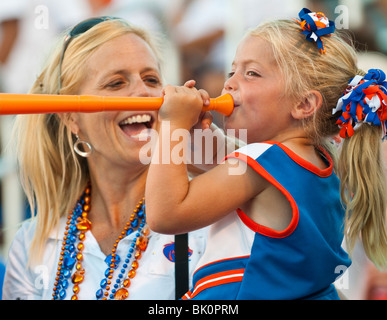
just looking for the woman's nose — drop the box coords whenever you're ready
[131,78,151,97]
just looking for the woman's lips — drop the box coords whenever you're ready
[119,113,154,140]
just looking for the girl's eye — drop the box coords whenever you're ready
[227,72,235,78]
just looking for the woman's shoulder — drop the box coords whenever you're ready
[4,219,37,279]
[10,216,65,249]
[11,218,37,246]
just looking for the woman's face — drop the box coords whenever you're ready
[70,33,162,168]
[222,35,293,144]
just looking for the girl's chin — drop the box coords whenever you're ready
[224,118,241,132]
[223,121,249,144]
[223,118,233,130]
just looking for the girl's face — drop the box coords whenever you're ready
[222,35,294,144]
[69,33,162,168]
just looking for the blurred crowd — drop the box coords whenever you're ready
[2,0,387,97]
[0,0,387,300]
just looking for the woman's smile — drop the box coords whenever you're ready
[118,112,156,140]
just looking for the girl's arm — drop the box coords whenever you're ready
[145,84,267,234]
[185,80,241,174]
[152,80,242,181]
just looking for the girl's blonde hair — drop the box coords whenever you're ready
[12,18,164,264]
[249,20,387,269]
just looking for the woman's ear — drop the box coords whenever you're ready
[57,113,80,135]
[292,90,323,120]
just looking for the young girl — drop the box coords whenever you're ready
[145,9,387,299]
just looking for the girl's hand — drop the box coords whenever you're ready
[185,80,212,131]
[193,111,213,131]
[159,80,211,129]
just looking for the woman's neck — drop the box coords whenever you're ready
[87,164,148,230]
[84,163,149,256]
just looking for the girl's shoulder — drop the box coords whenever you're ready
[226,141,278,160]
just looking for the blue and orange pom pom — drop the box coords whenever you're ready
[295,8,335,54]
[333,69,387,139]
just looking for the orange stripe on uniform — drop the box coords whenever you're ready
[188,269,245,299]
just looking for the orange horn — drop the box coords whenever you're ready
[0,93,234,116]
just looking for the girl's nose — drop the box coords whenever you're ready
[223,74,237,92]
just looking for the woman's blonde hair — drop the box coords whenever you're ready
[249,20,387,269]
[12,18,164,264]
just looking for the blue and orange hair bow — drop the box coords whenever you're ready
[332,69,387,139]
[295,8,335,54]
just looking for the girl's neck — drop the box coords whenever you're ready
[279,136,327,170]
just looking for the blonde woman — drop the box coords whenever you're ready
[2,17,216,300]
[145,9,387,299]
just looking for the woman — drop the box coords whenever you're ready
[2,17,217,300]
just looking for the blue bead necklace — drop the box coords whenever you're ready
[96,198,148,300]
[52,184,148,300]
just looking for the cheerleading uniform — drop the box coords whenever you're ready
[183,141,351,300]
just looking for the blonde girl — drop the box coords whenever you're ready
[146,9,387,299]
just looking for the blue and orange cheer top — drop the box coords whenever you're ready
[182,142,351,300]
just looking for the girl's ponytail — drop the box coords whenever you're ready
[334,69,387,270]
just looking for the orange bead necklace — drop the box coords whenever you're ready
[52,184,149,300]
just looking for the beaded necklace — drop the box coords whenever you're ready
[52,184,149,300]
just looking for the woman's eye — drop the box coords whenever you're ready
[144,76,161,86]
[106,80,125,88]
[247,71,260,77]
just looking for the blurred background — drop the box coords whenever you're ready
[0,0,386,300]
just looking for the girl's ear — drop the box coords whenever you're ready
[292,90,323,120]
[57,113,80,135]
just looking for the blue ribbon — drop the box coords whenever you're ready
[363,68,387,84]
[298,8,335,52]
